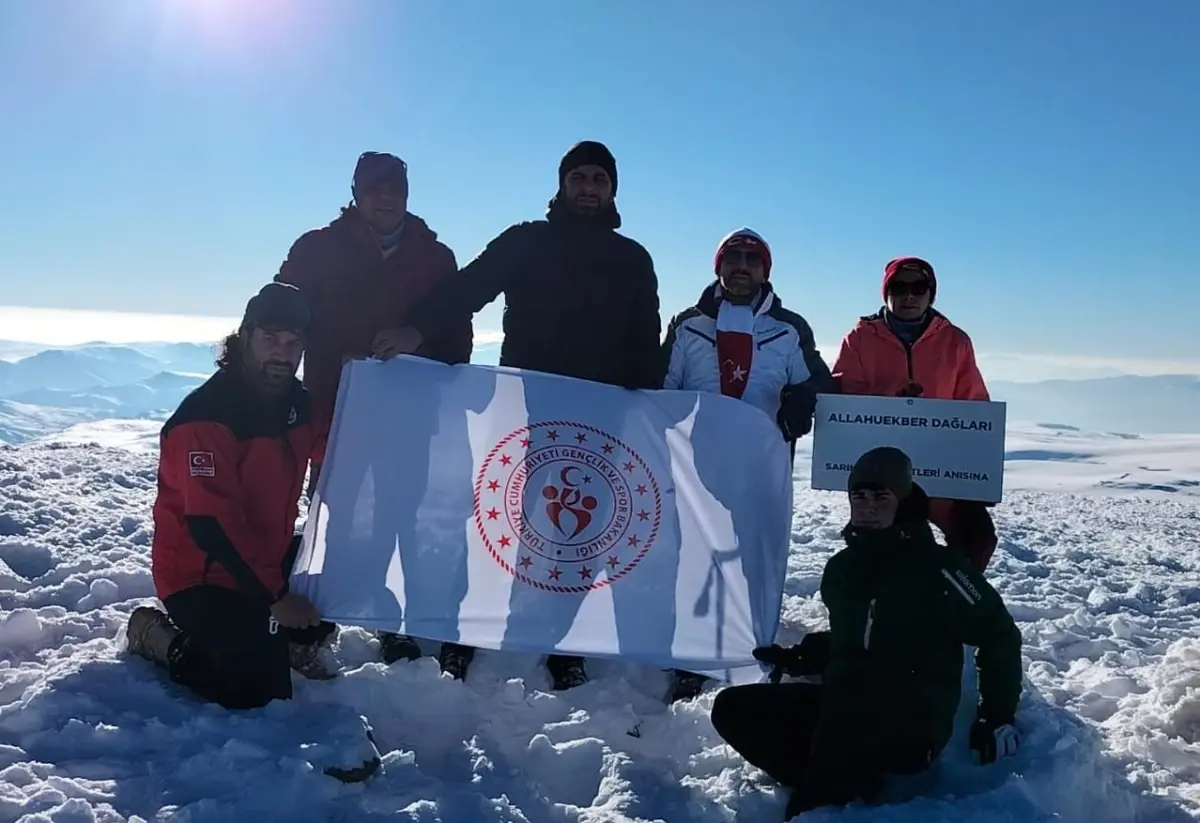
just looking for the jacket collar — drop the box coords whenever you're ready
[866,306,951,331]
[217,368,306,420]
[696,280,777,319]
[334,206,439,251]
[546,194,622,230]
[840,517,937,551]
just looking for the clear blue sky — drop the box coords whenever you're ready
[1,0,1197,367]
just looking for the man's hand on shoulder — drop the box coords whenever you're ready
[372,327,424,360]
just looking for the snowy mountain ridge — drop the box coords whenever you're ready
[0,340,1197,445]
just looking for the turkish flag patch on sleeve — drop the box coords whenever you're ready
[188,451,215,477]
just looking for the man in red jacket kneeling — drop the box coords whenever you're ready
[126,282,333,710]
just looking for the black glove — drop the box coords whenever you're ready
[969,716,1020,764]
[777,383,818,441]
[753,631,831,681]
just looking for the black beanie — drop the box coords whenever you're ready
[558,140,618,195]
[848,446,913,499]
[241,282,310,338]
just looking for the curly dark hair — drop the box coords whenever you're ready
[215,331,243,372]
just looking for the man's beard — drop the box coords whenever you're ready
[254,361,294,392]
[568,195,603,215]
[722,271,758,303]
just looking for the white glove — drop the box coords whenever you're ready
[970,718,1020,764]
[991,724,1020,760]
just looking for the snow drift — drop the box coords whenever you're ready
[0,424,1196,821]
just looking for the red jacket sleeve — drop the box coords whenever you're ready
[954,332,990,401]
[274,231,322,292]
[169,421,285,604]
[311,424,327,465]
[831,329,873,395]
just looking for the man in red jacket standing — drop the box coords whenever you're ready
[274,151,475,675]
[127,283,332,709]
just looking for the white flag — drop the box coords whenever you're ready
[289,356,793,683]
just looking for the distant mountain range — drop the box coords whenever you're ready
[0,340,1195,445]
[989,374,1200,435]
[0,342,216,445]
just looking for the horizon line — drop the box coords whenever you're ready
[0,304,1197,378]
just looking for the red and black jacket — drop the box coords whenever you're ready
[151,369,324,604]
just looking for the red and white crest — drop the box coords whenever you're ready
[474,422,662,594]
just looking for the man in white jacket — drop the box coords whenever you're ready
[660,227,834,701]
[663,228,833,444]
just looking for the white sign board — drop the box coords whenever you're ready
[810,394,1006,503]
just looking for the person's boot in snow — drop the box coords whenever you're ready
[547,654,587,690]
[378,631,422,664]
[320,722,383,784]
[668,670,709,703]
[438,642,474,680]
[126,606,179,666]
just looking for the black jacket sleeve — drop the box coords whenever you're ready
[936,551,1023,725]
[785,312,835,395]
[625,244,664,389]
[411,224,529,343]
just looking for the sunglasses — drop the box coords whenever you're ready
[887,279,931,297]
[723,248,764,267]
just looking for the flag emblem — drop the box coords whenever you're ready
[188,451,215,477]
[474,421,662,593]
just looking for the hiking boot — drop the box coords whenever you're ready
[321,723,382,784]
[438,642,475,680]
[127,606,178,667]
[378,632,421,665]
[324,755,381,784]
[668,670,709,703]
[289,640,340,681]
[547,654,587,690]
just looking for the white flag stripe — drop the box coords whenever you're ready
[290,357,793,683]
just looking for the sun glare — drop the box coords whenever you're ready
[158,0,316,55]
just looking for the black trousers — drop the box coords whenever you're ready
[163,585,335,710]
[710,681,939,812]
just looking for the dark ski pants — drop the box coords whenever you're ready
[163,585,335,711]
[710,681,939,813]
[929,498,997,572]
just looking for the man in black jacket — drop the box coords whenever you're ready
[383,140,662,389]
[382,140,663,688]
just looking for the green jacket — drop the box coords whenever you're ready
[819,512,1023,750]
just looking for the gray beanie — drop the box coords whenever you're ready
[848,446,913,499]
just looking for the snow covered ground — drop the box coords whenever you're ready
[0,423,1198,822]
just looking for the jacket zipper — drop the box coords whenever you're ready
[863,598,876,649]
[880,316,918,381]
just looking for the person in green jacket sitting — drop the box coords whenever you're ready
[711,446,1023,819]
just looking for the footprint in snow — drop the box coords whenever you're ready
[0,541,56,581]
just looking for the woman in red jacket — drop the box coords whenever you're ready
[831,256,997,572]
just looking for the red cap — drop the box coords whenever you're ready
[882,256,937,302]
[715,228,773,279]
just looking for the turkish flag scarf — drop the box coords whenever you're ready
[716,297,755,398]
